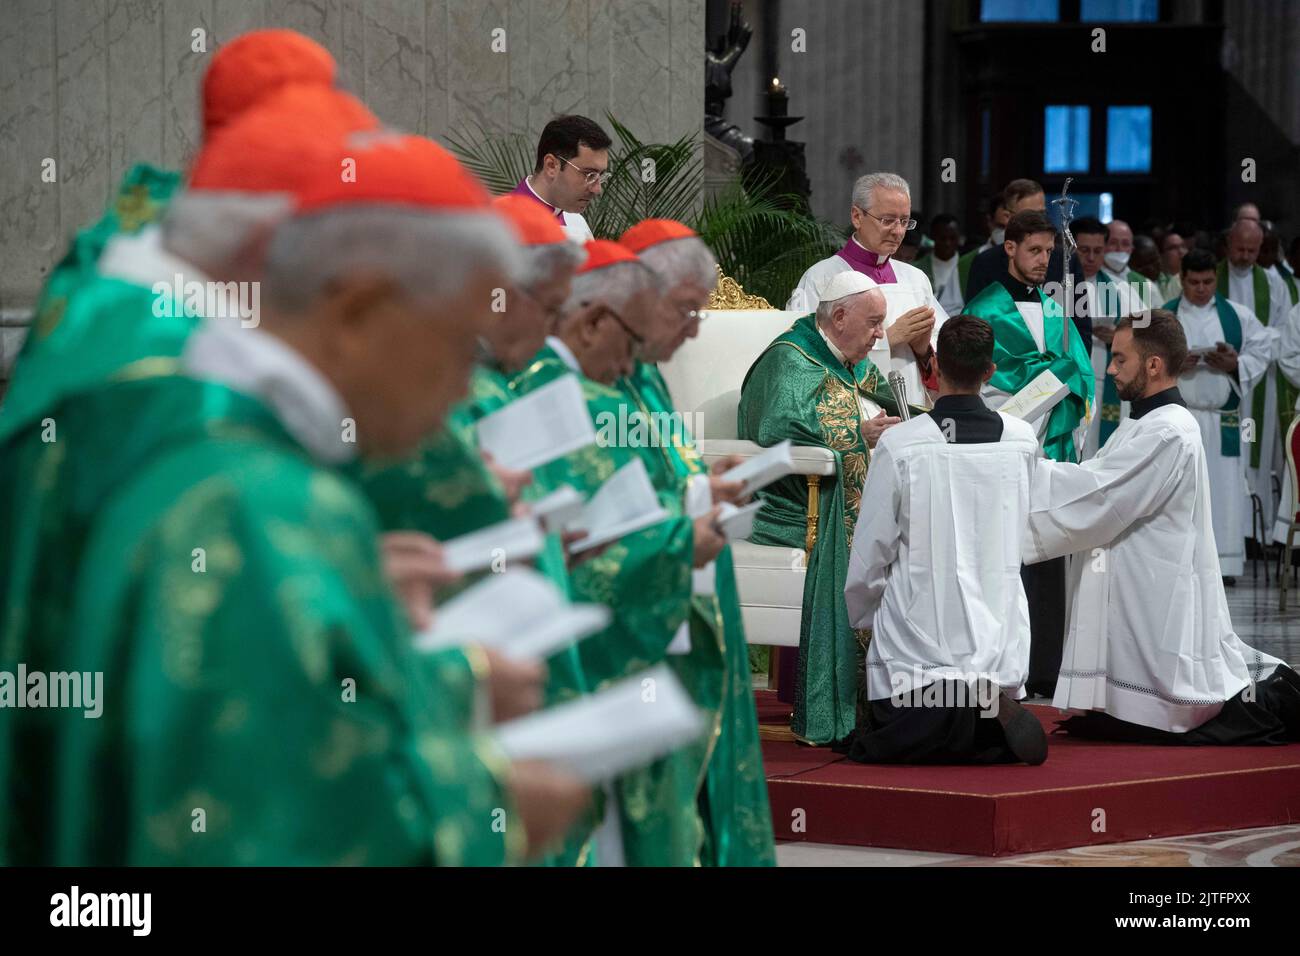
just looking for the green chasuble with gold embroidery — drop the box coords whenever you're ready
[0,371,521,866]
[515,346,708,866]
[352,359,597,867]
[619,361,775,867]
[736,314,901,746]
[963,281,1093,463]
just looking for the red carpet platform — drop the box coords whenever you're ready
[760,695,1300,856]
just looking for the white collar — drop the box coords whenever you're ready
[182,322,356,464]
[524,176,563,217]
[97,225,212,293]
[816,323,851,368]
[851,234,890,267]
[546,334,581,374]
[1229,263,1254,278]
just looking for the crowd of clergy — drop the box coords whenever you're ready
[1,27,1298,868]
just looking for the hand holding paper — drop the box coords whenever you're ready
[720,439,796,498]
[475,374,597,472]
[565,458,670,553]
[415,567,610,661]
[493,664,706,784]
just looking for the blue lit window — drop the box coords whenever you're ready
[1106,106,1152,172]
[1044,106,1090,173]
[981,0,1060,22]
[1081,0,1158,21]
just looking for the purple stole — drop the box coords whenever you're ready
[835,238,898,284]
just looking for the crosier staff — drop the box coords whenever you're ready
[1051,176,1079,355]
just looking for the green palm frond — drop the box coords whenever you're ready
[585,114,704,239]
[443,122,534,196]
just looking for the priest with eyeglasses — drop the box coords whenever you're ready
[787,172,945,410]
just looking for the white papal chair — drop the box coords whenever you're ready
[659,271,836,674]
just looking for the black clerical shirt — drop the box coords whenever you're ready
[1129,386,1187,420]
[926,393,1004,444]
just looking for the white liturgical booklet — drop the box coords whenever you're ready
[716,499,765,542]
[415,568,610,660]
[475,374,597,472]
[1000,369,1069,424]
[493,664,706,784]
[441,517,545,574]
[529,485,585,534]
[720,439,795,498]
[566,458,669,553]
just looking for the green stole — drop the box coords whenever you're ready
[1166,294,1242,457]
[1095,270,1122,446]
[736,314,899,745]
[1096,269,1159,446]
[618,361,775,867]
[1278,262,1299,306]
[1216,261,1296,466]
[963,281,1093,462]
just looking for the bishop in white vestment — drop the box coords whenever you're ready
[1025,313,1298,743]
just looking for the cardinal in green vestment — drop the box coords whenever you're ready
[738,274,902,746]
[619,219,775,865]
[513,240,732,865]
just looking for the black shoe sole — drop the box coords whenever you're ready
[993,693,1048,765]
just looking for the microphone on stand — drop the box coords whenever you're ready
[888,371,911,421]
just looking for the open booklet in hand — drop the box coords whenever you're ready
[475,374,597,472]
[415,567,610,661]
[720,439,796,498]
[528,485,585,534]
[999,369,1068,424]
[492,663,706,784]
[566,458,669,553]
[440,516,545,575]
[716,499,765,542]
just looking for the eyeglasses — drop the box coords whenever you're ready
[860,209,917,232]
[560,156,611,188]
[598,303,644,359]
[520,285,565,327]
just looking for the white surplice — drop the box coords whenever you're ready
[1229,265,1289,524]
[845,413,1039,701]
[1172,297,1272,576]
[1272,299,1300,543]
[1025,401,1284,733]
[787,246,947,409]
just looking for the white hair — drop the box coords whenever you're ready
[815,288,883,326]
[161,190,294,271]
[263,206,525,313]
[562,259,660,315]
[522,240,585,288]
[851,171,911,212]
[636,236,718,291]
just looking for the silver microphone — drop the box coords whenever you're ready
[888,371,911,421]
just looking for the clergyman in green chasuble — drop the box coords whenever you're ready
[514,344,712,866]
[737,313,903,747]
[619,359,775,867]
